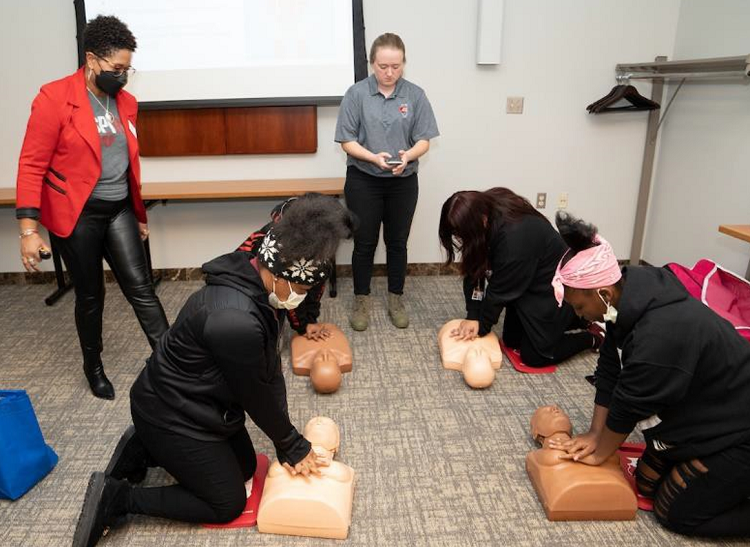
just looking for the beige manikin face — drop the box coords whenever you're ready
[530,405,572,442]
[303,416,340,453]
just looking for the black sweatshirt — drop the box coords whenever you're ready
[595,266,750,461]
[464,214,575,357]
[130,251,310,466]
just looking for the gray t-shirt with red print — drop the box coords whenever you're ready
[87,93,129,201]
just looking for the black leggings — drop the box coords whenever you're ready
[501,305,593,367]
[636,441,750,537]
[128,410,257,524]
[49,198,168,363]
[344,165,418,295]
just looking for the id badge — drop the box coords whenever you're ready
[471,287,484,301]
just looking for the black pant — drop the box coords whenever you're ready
[49,198,168,364]
[501,305,592,367]
[344,166,418,295]
[636,441,750,537]
[128,410,256,524]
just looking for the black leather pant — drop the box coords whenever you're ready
[50,198,168,365]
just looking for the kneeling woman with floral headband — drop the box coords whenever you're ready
[73,193,354,546]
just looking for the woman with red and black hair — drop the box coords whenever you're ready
[438,188,598,367]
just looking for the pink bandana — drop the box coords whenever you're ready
[552,236,622,306]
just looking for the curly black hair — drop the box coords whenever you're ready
[272,193,354,263]
[83,15,137,58]
[555,211,599,254]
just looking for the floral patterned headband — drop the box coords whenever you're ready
[257,229,331,284]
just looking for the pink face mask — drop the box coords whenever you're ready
[551,236,622,307]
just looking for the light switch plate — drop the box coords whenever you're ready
[507,96,524,114]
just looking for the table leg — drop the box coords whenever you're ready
[44,241,74,306]
[143,200,163,288]
[143,235,162,288]
[329,258,337,298]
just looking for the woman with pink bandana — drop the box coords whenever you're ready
[551,211,750,538]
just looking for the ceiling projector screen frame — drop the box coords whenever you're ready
[73,0,367,110]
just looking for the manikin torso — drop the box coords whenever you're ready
[290,323,352,393]
[525,405,637,521]
[438,319,503,387]
[257,416,355,539]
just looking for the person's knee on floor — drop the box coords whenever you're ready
[654,459,709,535]
[518,342,551,368]
[207,484,247,524]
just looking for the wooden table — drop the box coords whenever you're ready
[719,224,750,279]
[1,179,344,204]
[1,178,345,304]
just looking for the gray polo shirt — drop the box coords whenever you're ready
[87,93,129,201]
[334,74,439,177]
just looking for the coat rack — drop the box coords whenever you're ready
[612,55,750,265]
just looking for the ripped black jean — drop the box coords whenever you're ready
[635,440,750,538]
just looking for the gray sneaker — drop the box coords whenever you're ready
[350,295,370,331]
[387,292,409,328]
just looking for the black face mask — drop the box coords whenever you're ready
[95,70,128,96]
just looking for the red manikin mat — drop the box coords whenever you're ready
[498,339,557,374]
[203,453,270,529]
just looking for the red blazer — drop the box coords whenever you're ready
[16,67,147,237]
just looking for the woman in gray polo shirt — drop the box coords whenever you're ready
[335,33,439,331]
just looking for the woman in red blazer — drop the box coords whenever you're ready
[16,15,167,400]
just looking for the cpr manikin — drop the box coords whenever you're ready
[291,323,352,393]
[438,319,503,388]
[526,405,637,521]
[257,416,355,539]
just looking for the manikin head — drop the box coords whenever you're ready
[530,405,573,444]
[462,347,495,388]
[310,350,342,394]
[303,416,340,453]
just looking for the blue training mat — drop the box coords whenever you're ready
[0,390,58,500]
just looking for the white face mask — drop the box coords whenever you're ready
[268,278,307,310]
[598,290,618,323]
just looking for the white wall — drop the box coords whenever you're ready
[644,0,750,275]
[0,0,682,273]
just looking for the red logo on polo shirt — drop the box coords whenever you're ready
[398,103,408,117]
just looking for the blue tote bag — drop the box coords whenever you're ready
[0,390,58,500]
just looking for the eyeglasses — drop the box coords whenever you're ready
[94,54,136,77]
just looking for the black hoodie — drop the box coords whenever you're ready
[130,251,310,466]
[595,266,750,461]
[464,214,577,357]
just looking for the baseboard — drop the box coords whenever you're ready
[1,261,653,286]
[0,262,464,285]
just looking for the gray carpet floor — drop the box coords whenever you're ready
[0,277,743,546]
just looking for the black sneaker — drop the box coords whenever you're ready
[104,426,149,484]
[72,473,129,547]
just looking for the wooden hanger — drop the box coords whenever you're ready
[587,79,661,113]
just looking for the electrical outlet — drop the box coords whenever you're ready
[506,96,524,114]
[557,192,569,209]
[536,192,547,209]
